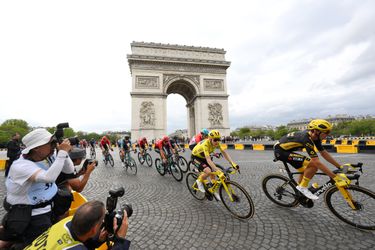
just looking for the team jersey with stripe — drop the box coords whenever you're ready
[277,130,324,158]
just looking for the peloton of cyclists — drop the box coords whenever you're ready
[274,119,350,200]
[192,130,238,201]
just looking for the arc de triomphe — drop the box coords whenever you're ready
[127,42,231,140]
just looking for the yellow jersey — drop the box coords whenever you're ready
[192,139,223,159]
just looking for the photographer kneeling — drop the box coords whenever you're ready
[0,128,72,249]
[24,201,131,250]
[53,147,97,222]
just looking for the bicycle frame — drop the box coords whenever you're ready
[191,167,238,201]
[278,161,362,205]
[209,170,237,202]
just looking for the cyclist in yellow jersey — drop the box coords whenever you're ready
[192,130,238,200]
[274,119,349,200]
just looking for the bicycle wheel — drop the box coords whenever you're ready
[170,163,183,182]
[155,159,165,176]
[178,156,189,173]
[188,160,200,173]
[219,181,255,219]
[108,154,114,167]
[186,172,206,200]
[127,158,137,175]
[138,152,145,165]
[145,153,153,167]
[325,185,375,230]
[262,174,299,207]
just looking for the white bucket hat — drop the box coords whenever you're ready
[22,128,53,154]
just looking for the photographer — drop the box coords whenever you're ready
[24,201,130,250]
[0,128,72,249]
[52,147,97,222]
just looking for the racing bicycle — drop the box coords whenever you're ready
[122,150,137,175]
[186,165,254,219]
[137,148,153,167]
[262,160,375,230]
[155,154,183,182]
[90,146,96,159]
[172,149,189,173]
[103,149,114,167]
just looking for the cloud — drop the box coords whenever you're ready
[0,0,374,134]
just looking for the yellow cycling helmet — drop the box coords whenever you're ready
[308,119,332,133]
[208,130,221,139]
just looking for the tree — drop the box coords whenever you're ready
[0,119,30,145]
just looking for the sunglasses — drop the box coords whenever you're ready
[213,138,220,142]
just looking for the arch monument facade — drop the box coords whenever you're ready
[127,42,231,140]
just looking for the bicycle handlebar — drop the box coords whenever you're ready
[333,162,363,175]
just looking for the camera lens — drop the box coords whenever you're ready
[122,204,133,218]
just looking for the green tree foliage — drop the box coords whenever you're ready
[231,125,298,140]
[331,119,375,137]
[0,119,30,145]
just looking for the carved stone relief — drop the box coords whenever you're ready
[136,76,159,89]
[132,47,225,61]
[208,103,223,127]
[131,61,227,74]
[163,74,200,88]
[204,79,224,91]
[139,101,156,128]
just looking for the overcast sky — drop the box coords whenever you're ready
[1,0,374,134]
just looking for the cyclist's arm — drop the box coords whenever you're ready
[220,148,235,166]
[204,154,220,172]
[319,150,341,169]
[310,157,336,178]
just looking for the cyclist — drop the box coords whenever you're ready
[192,130,238,200]
[99,136,112,159]
[155,136,175,164]
[170,136,184,152]
[137,137,149,155]
[89,138,96,148]
[120,136,132,167]
[274,119,348,200]
[189,128,209,150]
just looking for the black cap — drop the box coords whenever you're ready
[69,147,86,160]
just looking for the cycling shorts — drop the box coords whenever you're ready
[102,144,109,151]
[191,155,212,172]
[274,146,310,171]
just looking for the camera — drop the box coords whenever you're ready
[104,187,133,235]
[82,159,98,171]
[53,122,80,145]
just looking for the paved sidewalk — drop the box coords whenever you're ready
[0,150,374,249]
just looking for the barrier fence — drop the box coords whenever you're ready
[181,139,375,154]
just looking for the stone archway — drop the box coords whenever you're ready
[127,42,231,140]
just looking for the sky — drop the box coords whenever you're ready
[1,0,374,134]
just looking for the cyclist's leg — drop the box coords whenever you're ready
[275,148,309,183]
[193,156,211,181]
[120,148,125,162]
